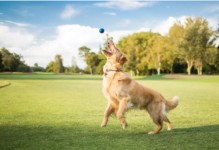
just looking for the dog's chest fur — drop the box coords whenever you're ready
[102,73,136,109]
[102,75,113,102]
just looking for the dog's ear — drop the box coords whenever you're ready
[101,50,112,58]
[119,56,127,64]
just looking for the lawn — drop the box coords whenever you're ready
[0,74,219,150]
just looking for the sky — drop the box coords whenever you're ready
[0,1,218,68]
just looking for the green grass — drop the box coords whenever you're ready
[0,80,10,88]
[0,74,219,150]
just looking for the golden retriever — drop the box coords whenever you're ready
[101,40,179,134]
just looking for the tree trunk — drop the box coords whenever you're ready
[136,70,139,76]
[197,65,203,76]
[156,60,161,75]
[187,66,192,75]
[130,70,135,77]
[90,67,93,75]
[196,62,203,76]
[186,60,193,75]
[157,67,160,75]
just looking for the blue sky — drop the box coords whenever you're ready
[0,1,218,68]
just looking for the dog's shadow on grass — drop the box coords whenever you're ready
[0,124,218,149]
[126,124,219,149]
[130,124,219,136]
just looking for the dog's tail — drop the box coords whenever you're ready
[165,96,179,111]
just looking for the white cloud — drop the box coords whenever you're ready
[95,0,155,10]
[5,20,30,27]
[104,12,117,16]
[0,25,35,48]
[23,25,104,68]
[150,16,188,35]
[60,5,78,19]
[150,16,218,36]
[3,24,138,68]
[207,17,218,30]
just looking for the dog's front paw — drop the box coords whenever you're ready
[100,123,107,128]
[148,131,156,135]
[122,123,128,129]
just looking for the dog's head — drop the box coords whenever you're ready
[101,40,127,68]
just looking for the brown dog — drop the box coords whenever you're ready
[101,40,179,134]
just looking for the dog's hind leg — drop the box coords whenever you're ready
[117,98,128,129]
[101,103,115,127]
[163,116,172,131]
[162,102,172,131]
[148,116,163,135]
[147,104,163,135]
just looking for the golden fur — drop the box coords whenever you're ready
[101,40,179,134]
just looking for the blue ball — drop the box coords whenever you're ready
[99,28,104,34]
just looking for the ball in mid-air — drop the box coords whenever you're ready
[99,28,104,34]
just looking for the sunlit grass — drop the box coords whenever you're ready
[0,80,10,88]
[0,74,219,149]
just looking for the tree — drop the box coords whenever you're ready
[168,21,185,73]
[0,48,30,72]
[70,56,80,73]
[179,17,215,75]
[85,52,100,75]
[32,63,45,72]
[46,61,55,72]
[0,48,14,71]
[78,46,100,75]
[215,47,219,72]
[78,46,90,58]
[53,55,64,73]
[215,24,219,72]
[17,63,31,72]
[0,51,3,71]
[146,35,169,75]
[117,32,157,76]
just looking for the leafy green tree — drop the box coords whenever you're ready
[79,46,90,58]
[86,52,100,75]
[0,51,3,71]
[0,48,14,71]
[168,21,185,73]
[17,63,31,72]
[46,61,55,72]
[117,32,157,76]
[53,55,64,73]
[32,63,45,72]
[0,47,31,72]
[179,17,215,75]
[215,47,219,72]
[145,34,169,75]
[78,46,100,75]
[69,56,81,73]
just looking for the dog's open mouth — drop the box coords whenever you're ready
[108,48,113,54]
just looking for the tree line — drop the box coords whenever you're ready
[0,48,31,72]
[0,17,218,75]
[80,17,219,75]
[0,48,82,73]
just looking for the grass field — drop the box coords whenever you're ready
[0,73,219,150]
